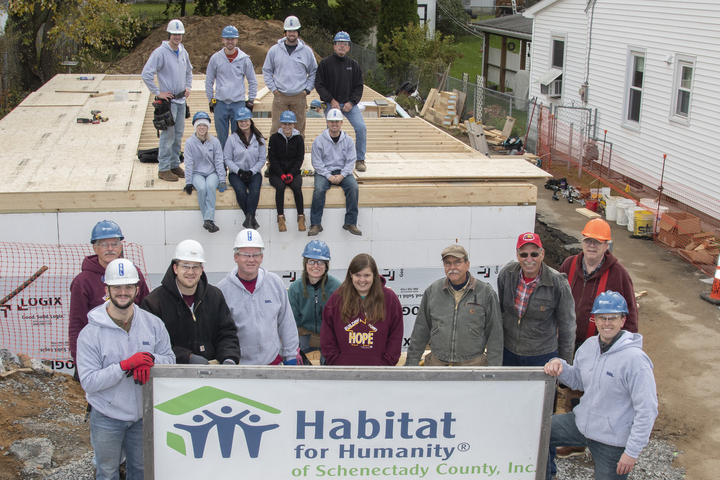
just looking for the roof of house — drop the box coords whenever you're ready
[471,14,533,40]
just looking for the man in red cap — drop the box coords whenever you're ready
[498,232,576,367]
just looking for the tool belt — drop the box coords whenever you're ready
[297,327,321,349]
[152,97,175,131]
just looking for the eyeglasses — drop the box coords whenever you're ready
[594,314,623,323]
[97,241,121,249]
[178,263,203,272]
[518,251,542,258]
[109,284,136,292]
[443,259,466,268]
[307,260,325,266]
[335,42,349,47]
[582,238,607,247]
[237,252,262,260]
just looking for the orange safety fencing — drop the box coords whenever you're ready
[0,242,149,368]
[532,105,720,276]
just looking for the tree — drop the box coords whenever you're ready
[379,22,458,96]
[6,0,144,91]
[436,0,470,38]
[377,0,419,46]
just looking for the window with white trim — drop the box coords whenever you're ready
[671,55,695,122]
[622,48,646,129]
[551,38,565,69]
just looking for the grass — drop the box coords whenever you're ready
[449,34,505,81]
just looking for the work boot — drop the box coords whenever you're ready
[250,215,260,230]
[158,170,178,182]
[278,215,287,232]
[297,214,306,231]
[343,224,362,236]
[242,214,251,229]
[308,225,323,236]
[355,160,367,172]
[555,446,587,458]
[203,220,219,233]
[170,166,185,177]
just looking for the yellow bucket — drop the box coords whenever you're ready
[634,210,654,236]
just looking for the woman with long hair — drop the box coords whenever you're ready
[288,241,340,359]
[224,107,265,229]
[268,110,306,232]
[321,253,403,366]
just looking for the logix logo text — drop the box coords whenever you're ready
[155,386,281,459]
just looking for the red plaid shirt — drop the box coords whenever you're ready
[514,270,541,318]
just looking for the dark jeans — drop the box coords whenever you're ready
[268,173,304,215]
[310,173,358,226]
[503,348,558,477]
[228,172,262,215]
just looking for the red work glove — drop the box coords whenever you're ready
[120,352,155,371]
[133,365,151,385]
[284,173,293,184]
[280,174,287,182]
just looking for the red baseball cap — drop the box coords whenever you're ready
[517,232,543,249]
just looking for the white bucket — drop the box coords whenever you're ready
[615,199,635,226]
[626,206,642,232]
[114,89,129,101]
[605,196,618,221]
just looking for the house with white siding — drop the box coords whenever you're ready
[524,0,720,216]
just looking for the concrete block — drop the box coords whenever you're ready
[0,213,58,244]
[371,207,472,241]
[470,206,536,239]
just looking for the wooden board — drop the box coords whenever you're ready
[575,207,602,218]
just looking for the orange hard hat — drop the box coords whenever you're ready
[582,218,612,241]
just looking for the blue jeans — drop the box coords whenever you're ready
[310,173,358,226]
[90,408,144,480]
[158,101,185,172]
[193,173,219,221]
[325,104,366,161]
[546,412,629,480]
[213,100,245,149]
[503,348,558,476]
[228,171,262,216]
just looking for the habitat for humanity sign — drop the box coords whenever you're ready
[150,368,551,479]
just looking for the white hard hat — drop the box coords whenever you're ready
[284,16,301,31]
[234,229,265,250]
[326,109,343,121]
[174,239,206,263]
[104,259,140,286]
[167,19,185,34]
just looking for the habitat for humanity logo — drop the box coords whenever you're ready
[154,386,280,459]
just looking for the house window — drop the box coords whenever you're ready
[671,55,695,121]
[623,48,646,129]
[552,39,564,69]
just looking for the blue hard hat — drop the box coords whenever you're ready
[222,26,239,38]
[303,240,331,261]
[192,111,211,124]
[334,31,351,43]
[234,107,253,121]
[91,220,124,244]
[279,110,297,123]
[591,291,629,315]
[310,99,322,109]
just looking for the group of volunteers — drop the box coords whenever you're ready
[69,213,655,480]
[141,17,367,237]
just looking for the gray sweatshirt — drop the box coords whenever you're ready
[76,303,175,422]
[184,134,225,184]
[311,129,356,179]
[205,48,258,103]
[223,132,267,175]
[141,41,193,103]
[262,38,317,95]
[217,267,299,365]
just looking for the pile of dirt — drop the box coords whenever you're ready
[111,14,320,75]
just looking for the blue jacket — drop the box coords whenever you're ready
[141,41,193,103]
[311,129,356,179]
[262,38,317,95]
[184,134,225,184]
[205,48,257,103]
[223,132,266,175]
[77,303,175,422]
[557,332,658,458]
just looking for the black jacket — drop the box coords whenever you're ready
[315,53,364,106]
[140,264,241,364]
[268,131,305,177]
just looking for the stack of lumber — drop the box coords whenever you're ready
[420,88,466,128]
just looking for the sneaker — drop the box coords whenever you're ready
[206,221,220,233]
[355,160,367,172]
[308,225,323,236]
[170,166,185,177]
[203,220,213,232]
[343,224,362,236]
[250,215,260,230]
[556,446,587,458]
[158,170,178,182]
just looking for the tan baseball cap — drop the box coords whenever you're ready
[441,244,468,259]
